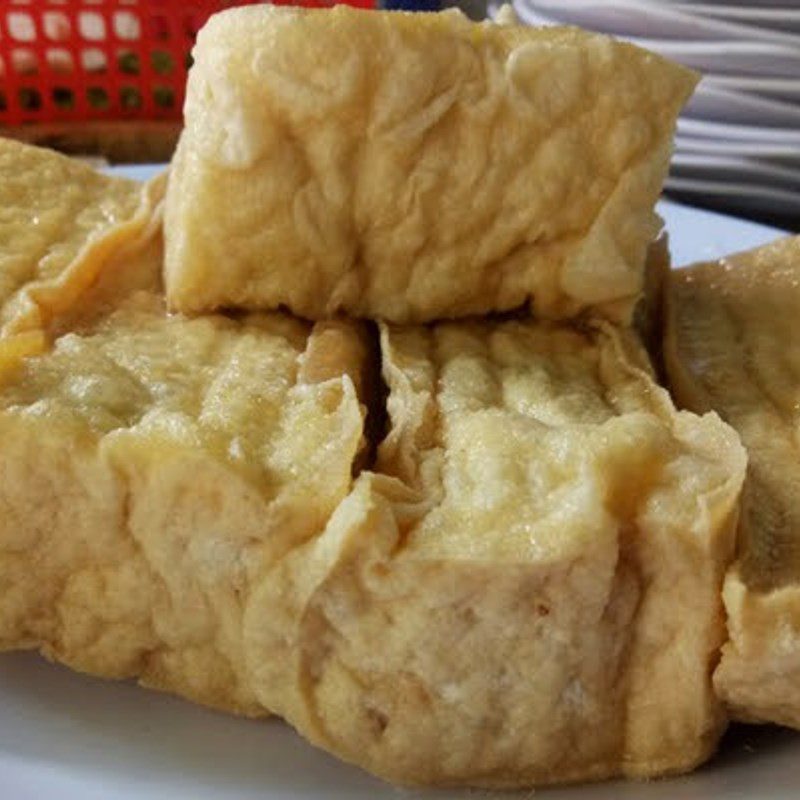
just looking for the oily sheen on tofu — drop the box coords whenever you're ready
[0,137,160,365]
[665,236,800,730]
[164,5,697,323]
[0,189,368,716]
[244,320,746,787]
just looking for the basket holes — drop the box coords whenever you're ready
[43,11,70,42]
[80,48,107,73]
[120,86,142,110]
[78,11,106,42]
[8,12,36,43]
[113,11,141,41]
[18,87,42,111]
[151,50,173,75]
[46,48,74,74]
[11,48,37,76]
[153,86,175,109]
[52,86,75,110]
[0,91,6,113]
[185,52,194,71]
[87,86,110,110]
[118,50,139,74]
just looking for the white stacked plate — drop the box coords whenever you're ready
[498,0,800,219]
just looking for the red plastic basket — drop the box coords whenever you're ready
[0,1,376,128]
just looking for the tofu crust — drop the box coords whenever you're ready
[246,319,745,787]
[164,6,696,324]
[0,134,753,788]
[0,142,369,717]
[665,236,800,729]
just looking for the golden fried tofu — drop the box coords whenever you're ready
[0,138,161,366]
[0,141,748,789]
[665,236,800,729]
[164,6,696,324]
[0,204,369,716]
[246,319,745,787]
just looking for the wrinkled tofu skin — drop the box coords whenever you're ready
[0,140,749,789]
[0,232,367,715]
[165,5,696,323]
[245,320,745,787]
[665,236,800,729]
[0,138,160,351]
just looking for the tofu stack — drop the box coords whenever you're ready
[0,138,370,717]
[0,4,775,791]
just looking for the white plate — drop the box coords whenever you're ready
[2,651,799,800]
[0,165,796,800]
[517,0,800,44]
[658,194,792,266]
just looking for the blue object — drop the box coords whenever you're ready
[381,0,442,11]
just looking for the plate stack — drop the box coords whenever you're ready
[498,0,800,222]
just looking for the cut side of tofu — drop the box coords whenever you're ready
[164,5,696,324]
[665,236,800,729]
[0,231,369,717]
[245,319,745,787]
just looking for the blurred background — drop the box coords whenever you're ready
[1,0,798,231]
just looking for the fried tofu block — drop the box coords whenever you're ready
[665,236,800,729]
[164,6,696,324]
[246,320,745,787]
[0,138,161,365]
[0,226,368,715]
